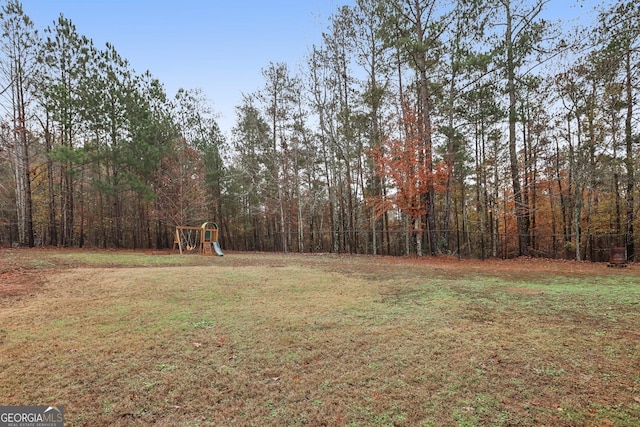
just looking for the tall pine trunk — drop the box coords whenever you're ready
[624,50,635,261]
[505,2,529,256]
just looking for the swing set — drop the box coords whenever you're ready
[173,222,223,256]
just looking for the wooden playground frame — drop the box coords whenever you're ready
[173,222,222,256]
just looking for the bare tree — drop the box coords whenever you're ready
[0,0,39,246]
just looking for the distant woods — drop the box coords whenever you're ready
[0,0,639,260]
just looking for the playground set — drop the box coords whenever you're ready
[173,222,223,256]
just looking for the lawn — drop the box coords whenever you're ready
[0,249,638,426]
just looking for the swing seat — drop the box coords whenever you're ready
[174,226,202,254]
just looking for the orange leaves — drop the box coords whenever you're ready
[367,100,442,220]
[432,161,450,193]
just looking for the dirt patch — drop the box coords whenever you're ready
[507,287,545,294]
[0,271,44,299]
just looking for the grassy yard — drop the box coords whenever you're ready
[0,249,638,426]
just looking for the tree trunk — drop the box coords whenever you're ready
[413,1,437,256]
[624,50,635,261]
[505,2,529,256]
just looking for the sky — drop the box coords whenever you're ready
[22,0,604,138]
[24,0,352,136]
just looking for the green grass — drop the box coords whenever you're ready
[0,250,638,426]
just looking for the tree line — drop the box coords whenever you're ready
[1,0,638,260]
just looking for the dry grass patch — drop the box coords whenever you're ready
[0,250,638,426]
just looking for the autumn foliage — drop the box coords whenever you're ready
[368,101,447,223]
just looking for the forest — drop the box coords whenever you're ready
[0,0,638,260]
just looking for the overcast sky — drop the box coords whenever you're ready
[23,0,603,137]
